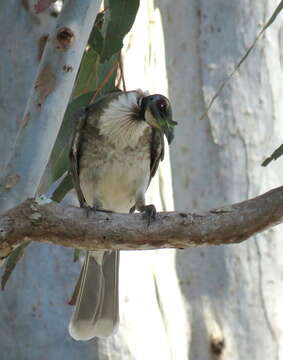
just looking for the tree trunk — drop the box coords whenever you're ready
[93,2,188,358]
[162,0,283,359]
[0,1,102,359]
[0,0,56,172]
[99,0,283,359]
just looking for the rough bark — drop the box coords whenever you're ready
[1,185,283,254]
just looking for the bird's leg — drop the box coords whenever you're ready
[140,205,156,227]
[81,201,113,218]
[129,205,136,213]
[81,201,95,218]
[79,200,98,218]
[135,196,156,227]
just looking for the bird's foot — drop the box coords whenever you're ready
[129,205,136,213]
[80,202,97,218]
[140,204,156,227]
[84,205,95,218]
[82,203,113,218]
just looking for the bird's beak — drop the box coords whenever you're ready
[144,105,177,144]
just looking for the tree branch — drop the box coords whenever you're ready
[0,185,283,255]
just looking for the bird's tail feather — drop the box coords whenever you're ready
[69,250,119,341]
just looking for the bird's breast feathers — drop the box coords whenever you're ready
[79,91,153,212]
[80,144,151,213]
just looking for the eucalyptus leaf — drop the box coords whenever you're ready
[95,11,105,30]
[89,25,104,55]
[100,0,139,63]
[263,0,283,30]
[39,92,93,194]
[52,172,74,202]
[73,249,81,263]
[73,48,99,98]
[1,242,30,290]
[262,143,283,167]
[40,0,139,197]
[96,53,119,96]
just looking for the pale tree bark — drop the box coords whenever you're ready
[97,2,188,359]
[0,0,101,211]
[160,0,283,359]
[0,0,57,173]
[0,1,102,359]
[95,0,283,359]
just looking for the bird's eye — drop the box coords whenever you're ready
[156,98,167,112]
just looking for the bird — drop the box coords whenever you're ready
[68,89,176,341]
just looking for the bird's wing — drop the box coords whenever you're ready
[148,129,165,188]
[69,107,89,207]
[69,92,122,207]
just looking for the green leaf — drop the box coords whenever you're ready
[73,249,81,263]
[263,0,283,30]
[200,0,283,120]
[95,11,105,29]
[100,0,139,63]
[41,0,138,196]
[40,92,93,194]
[89,25,104,55]
[68,266,83,305]
[52,172,73,202]
[97,53,119,95]
[1,242,30,290]
[262,143,283,167]
[73,48,99,98]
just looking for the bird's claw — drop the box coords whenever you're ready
[82,204,113,218]
[82,204,95,218]
[141,204,156,227]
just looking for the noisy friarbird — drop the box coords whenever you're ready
[68,89,177,341]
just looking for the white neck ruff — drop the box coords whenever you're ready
[98,91,150,148]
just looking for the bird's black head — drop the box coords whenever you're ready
[140,94,177,144]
